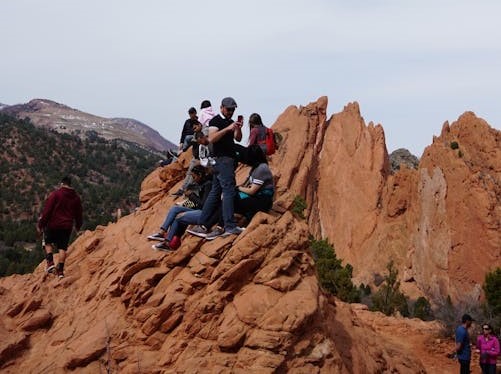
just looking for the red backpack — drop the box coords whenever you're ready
[257,126,276,156]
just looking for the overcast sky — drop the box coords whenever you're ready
[1,0,500,155]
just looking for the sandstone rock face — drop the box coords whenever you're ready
[0,211,427,373]
[410,113,500,303]
[0,97,498,372]
[269,98,499,305]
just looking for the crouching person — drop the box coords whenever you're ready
[147,165,211,250]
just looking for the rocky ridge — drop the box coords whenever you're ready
[389,148,420,172]
[0,97,499,372]
[266,98,500,305]
[1,99,175,152]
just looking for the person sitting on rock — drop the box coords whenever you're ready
[172,122,205,196]
[147,165,211,250]
[198,100,217,129]
[248,113,265,146]
[178,107,199,154]
[203,144,275,240]
[157,198,222,243]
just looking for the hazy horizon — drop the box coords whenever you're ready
[1,1,500,156]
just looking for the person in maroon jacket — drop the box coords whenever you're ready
[37,176,83,278]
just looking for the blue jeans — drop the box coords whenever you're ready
[168,210,202,241]
[199,156,236,231]
[182,135,194,151]
[161,206,193,233]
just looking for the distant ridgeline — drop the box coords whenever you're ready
[0,113,158,276]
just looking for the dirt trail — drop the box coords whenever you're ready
[353,307,490,374]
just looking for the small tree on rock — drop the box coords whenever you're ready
[371,260,409,316]
[310,239,360,303]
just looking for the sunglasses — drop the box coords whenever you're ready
[225,107,236,112]
[483,327,491,330]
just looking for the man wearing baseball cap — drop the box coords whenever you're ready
[189,97,244,238]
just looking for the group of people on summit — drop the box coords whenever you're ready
[36,96,276,277]
[148,97,276,250]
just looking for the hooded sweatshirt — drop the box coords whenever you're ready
[198,106,217,128]
[38,186,83,231]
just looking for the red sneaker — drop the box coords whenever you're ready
[169,236,181,250]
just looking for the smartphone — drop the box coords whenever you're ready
[237,115,243,124]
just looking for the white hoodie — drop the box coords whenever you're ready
[198,106,217,128]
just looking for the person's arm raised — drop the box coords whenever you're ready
[233,122,242,142]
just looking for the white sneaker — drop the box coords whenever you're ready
[147,232,165,241]
[186,225,208,238]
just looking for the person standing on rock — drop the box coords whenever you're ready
[37,176,83,278]
[476,323,500,374]
[204,144,275,240]
[188,97,244,237]
[454,313,474,374]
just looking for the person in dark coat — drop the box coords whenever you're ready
[37,176,83,278]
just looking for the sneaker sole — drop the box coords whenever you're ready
[205,234,222,241]
[46,265,55,273]
[186,230,207,238]
[151,244,175,252]
[147,236,165,241]
[221,230,244,237]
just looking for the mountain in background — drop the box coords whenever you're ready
[0,99,175,152]
[0,113,160,276]
[2,96,498,372]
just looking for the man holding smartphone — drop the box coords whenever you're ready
[189,97,244,238]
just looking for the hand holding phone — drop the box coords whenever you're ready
[237,115,243,125]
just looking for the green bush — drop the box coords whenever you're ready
[291,195,307,218]
[0,245,45,277]
[371,260,409,316]
[310,239,360,303]
[483,268,501,317]
[413,296,433,320]
[450,141,459,150]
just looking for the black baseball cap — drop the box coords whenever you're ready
[221,97,237,109]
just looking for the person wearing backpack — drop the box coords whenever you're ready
[248,113,276,156]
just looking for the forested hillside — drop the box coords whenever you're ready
[0,113,159,276]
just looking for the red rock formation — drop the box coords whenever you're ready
[0,97,498,372]
[0,212,429,372]
[409,113,500,303]
[269,97,500,305]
